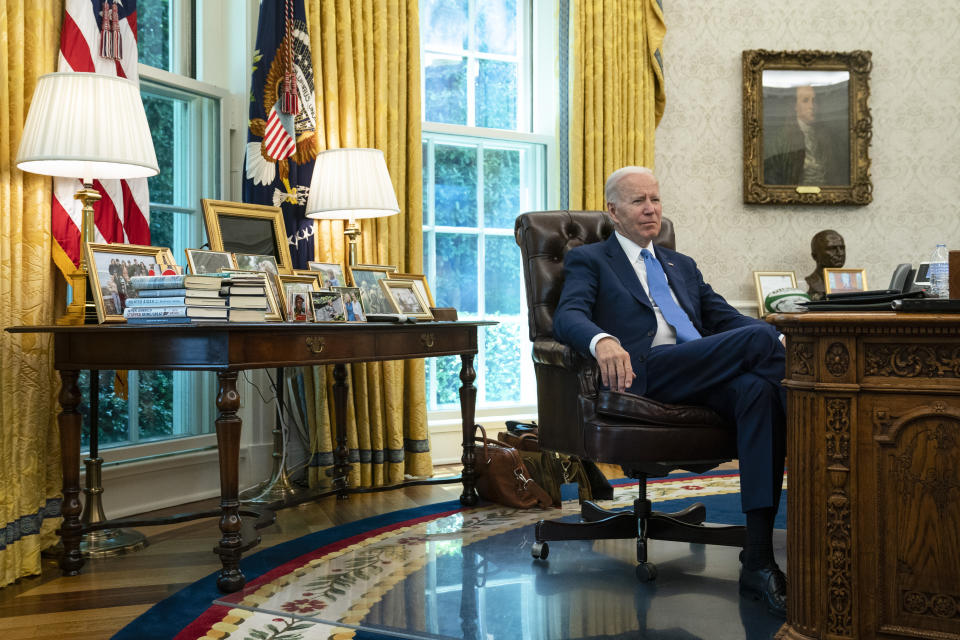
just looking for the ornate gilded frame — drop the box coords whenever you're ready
[742,49,872,205]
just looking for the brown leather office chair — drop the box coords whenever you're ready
[514,210,746,580]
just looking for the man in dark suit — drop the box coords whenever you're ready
[553,166,787,616]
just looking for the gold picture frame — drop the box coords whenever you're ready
[823,268,867,294]
[379,278,433,320]
[278,274,322,322]
[84,242,177,323]
[307,261,347,287]
[753,271,798,316]
[185,248,236,275]
[292,269,324,290]
[201,199,293,274]
[742,49,873,205]
[348,264,395,314]
[388,272,436,307]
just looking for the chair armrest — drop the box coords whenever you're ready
[532,338,600,397]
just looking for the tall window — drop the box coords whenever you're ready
[79,1,223,451]
[421,0,551,411]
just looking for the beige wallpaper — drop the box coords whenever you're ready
[654,0,960,310]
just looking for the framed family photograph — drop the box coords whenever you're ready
[824,268,867,294]
[185,249,236,275]
[333,286,366,322]
[388,272,436,307]
[311,291,346,322]
[742,49,873,205]
[201,199,294,274]
[307,261,346,287]
[83,242,177,323]
[234,253,280,276]
[278,274,321,322]
[349,264,395,314]
[753,271,798,316]
[380,278,433,320]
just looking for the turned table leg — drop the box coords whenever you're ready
[459,354,478,506]
[57,369,84,575]
[214,370,245,592]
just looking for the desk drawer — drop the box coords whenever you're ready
[375,327,477,359]
[234,331,377,366]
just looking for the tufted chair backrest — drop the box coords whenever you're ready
[514,210,676,342]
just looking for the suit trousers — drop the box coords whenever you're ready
[643,324,786,512]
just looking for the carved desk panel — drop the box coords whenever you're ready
[770,312,960,640]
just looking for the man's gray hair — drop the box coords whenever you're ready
[604,166,656,203]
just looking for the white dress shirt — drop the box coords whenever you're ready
[588,232,685,357]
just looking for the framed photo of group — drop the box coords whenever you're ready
[742,49,873,205]
[84,242,177,323]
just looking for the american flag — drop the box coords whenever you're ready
[52,0,150,277]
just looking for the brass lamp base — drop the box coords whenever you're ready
[80,457,147,558]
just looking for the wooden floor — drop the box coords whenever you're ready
[0,479,467,639]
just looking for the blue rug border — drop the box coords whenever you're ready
[113,498,467,640]
[114,469,770,639]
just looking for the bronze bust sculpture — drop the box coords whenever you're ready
[805,230,845,300]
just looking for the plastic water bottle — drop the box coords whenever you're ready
[929,243,949,298]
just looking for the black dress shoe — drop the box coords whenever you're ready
[739,564,787,618]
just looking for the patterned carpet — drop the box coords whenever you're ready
[115,471,787,640]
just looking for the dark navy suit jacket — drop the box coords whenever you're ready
[552,234,762,396]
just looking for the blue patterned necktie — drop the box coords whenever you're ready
[640,248,701,343]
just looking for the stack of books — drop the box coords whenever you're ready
[221,274,269,322]
[123,274,229,323]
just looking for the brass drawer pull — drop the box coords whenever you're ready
[306,337,325,354]
[420,332,436,349]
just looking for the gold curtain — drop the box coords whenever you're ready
[0,0,65,587]
[303,0,429,488]
[570,0,666,209]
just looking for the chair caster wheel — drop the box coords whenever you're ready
[531,541,549,560]
[636,562,657,582]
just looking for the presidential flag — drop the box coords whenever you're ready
[52,0,150,277]
[243,0,318,269]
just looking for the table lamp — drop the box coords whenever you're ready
[305,147,400,270]
[15,71,158,558]
[16,71,159,324]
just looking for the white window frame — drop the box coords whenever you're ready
[91,32,231,464]
[421,0,558,435]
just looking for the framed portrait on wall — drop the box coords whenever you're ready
[742,49,873,205]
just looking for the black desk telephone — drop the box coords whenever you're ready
[800,263,934,311]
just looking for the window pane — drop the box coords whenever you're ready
[78,370,131,449]
[435,233,477,313]
[149,209,173,250]
[424,55,467,125]
[434,144,477,227]
[484,235,520,315]
[422,0,468,50]
[476,60,517,129]
[137,371,174,441]
[483,148,520,228]
[138,0,171,71]
[434,356,462,407]
[143,93,175,205]
[476,0,517,55]
[483,323,522,403]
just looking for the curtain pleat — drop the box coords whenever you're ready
[0,0,65,588]
[570,0,666,209]
[304,0,429,489]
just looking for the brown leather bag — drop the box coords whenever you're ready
[474,425,552,509]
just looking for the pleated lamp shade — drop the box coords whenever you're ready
[16,72,159,180]
[305,148,400,220]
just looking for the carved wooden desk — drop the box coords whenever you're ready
[7,321,492,592]
[769,312,960,640]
